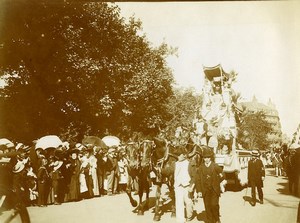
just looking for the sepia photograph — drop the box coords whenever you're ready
[0,1,299,223]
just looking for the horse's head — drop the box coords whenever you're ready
[153,136,191,161]
[125,142,140,169]
[139,140,154,168]
[169,143,187,158]
[153,137,168,161]
[187,143,203,166]
[185,137,195,154]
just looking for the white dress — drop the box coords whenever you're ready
[89,155,99,196]
[118,158,128,184]
[79,156,88,193]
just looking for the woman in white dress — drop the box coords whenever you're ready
[117,149,128,193]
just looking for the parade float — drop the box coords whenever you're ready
[193,64,248,187]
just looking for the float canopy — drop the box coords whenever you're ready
[203,64,229,82]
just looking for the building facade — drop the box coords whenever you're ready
[239,96,282,149]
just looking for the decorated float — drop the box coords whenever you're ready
[193,64,248,187]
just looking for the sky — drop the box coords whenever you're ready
[117,1,300,137]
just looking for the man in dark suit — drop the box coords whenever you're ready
[104,148,118,195]
[248,149,265,206]
[197,146,224,223]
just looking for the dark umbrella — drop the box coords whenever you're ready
[82,136,108,149]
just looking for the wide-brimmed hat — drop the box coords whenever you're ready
[16,143,30,151]
[68,148,80,155]
[52,160,63,171]
[13,161,26,173]
[251,150,260,157]
[108,148,116,154]
[75,143,86,151]
[119,148,126,155]
[202,147,214,158]
[62,141,70,150]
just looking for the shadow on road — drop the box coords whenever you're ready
[276,181,291,195]
[242,195,253,206]
[225,183,245,192]
[263,197,297,209]
[131,196,175,217]
[266,168,275,176]
[131,197,156,214]
[196,211,207,222]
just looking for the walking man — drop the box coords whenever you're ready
[197,146,224,223]
[247,149,265,206]
[104,148,118,195]
[174,153,194,223]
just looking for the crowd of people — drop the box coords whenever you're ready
[0,136,299,223]
[0,141,131,208]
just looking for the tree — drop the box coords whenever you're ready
[237,110,273,151]
[0,1,174,143]
[163,87,202,138]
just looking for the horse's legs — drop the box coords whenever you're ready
[144,179,150,210]
[153,183,162,221]
[137,178,144,215]
[141,175,150,212]
[126,176,137,207]
[168,183,176,218]
[137,171,151,215]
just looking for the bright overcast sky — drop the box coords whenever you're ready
[117,1,300,138]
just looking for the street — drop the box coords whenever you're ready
[27,169,299,223]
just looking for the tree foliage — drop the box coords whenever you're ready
[237,109,273,150]
[163,87,202,137]
[0,1,174,143]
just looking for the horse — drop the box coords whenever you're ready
[151,137,189,221]
[186,137,203,170]
[125,140,153,215]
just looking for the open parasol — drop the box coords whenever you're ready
[102,135,121,147]
[82,136,107,149]
[35,135,63,150]
[0,138,15,148]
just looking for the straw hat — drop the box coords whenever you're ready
[16,143,30,151]
[251,150,260,157]
[52,161,63,171]
[13,161,26,173]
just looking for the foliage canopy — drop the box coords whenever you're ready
[0,1,175,143]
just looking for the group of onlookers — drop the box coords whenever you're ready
[0,141,131,207]
[1,137,299,223]
[259,146,300,196]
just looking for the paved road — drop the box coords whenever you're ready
[27,169,299,223]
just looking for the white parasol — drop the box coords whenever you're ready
[102,135,121,147]
[35,135,63,150]
[0,138,15,148]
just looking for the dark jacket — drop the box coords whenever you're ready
[37,166,49,184]
[197,162,224,196]
[188,157,200,190]
[248,158,265,187]
[105,155,117,173]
